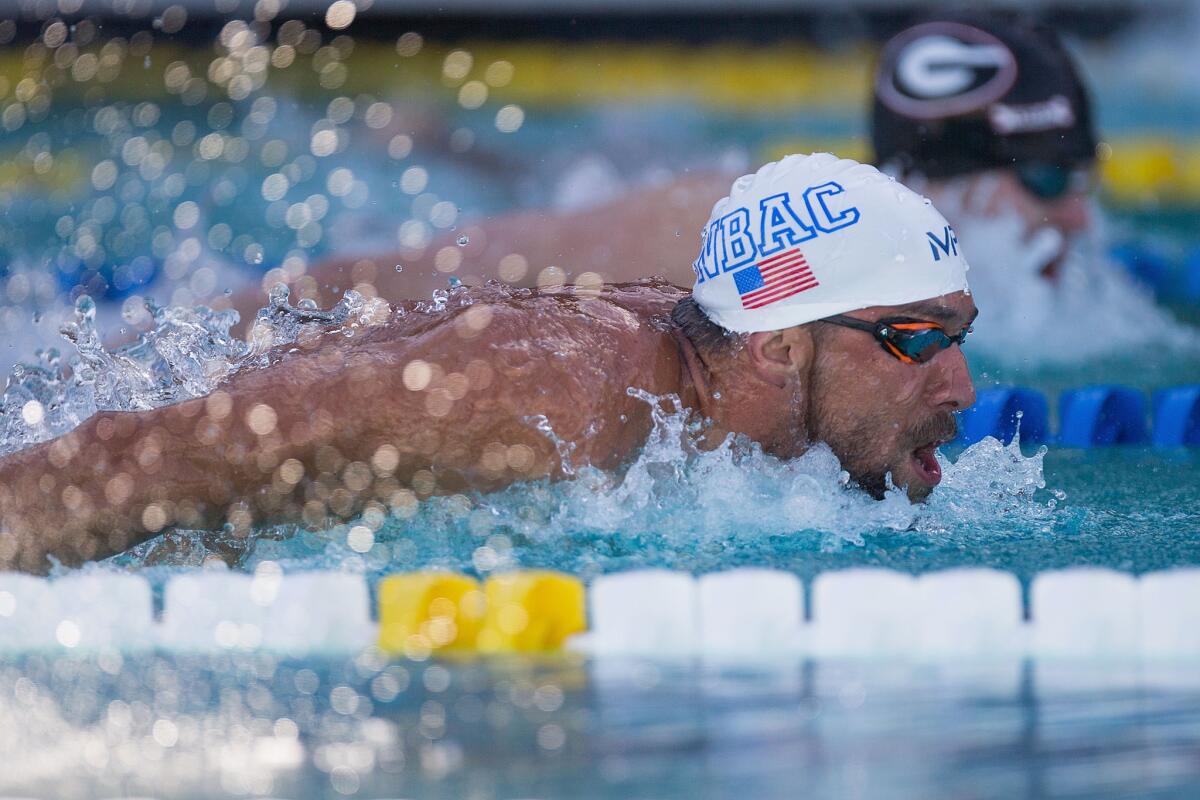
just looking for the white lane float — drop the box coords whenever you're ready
[0,565,1198,663]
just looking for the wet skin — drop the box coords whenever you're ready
[805,298,978,500]
[0,281,976,573]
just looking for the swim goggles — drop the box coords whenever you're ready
[819,315,972,364]
[1013,162,1093,201]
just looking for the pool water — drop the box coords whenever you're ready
[114,442,1200,590]
[6,653,1200,798]
[2,17,1200,800]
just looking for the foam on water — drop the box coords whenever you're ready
[242,398,1054,580]
[930,181,1199,366]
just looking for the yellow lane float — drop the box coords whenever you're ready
[377,569,585,656]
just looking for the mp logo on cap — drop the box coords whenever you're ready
[877,22,1018,119]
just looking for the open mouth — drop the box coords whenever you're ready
[1040,250,1067,281]
[910,442,945,486]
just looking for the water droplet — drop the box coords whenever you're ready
[456,235,470,246]
[394,264,404,273]
[74,295,96,322]
[268,283,290,306]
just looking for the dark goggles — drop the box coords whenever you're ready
[1014,162,1093,201]
[820,314,972,365]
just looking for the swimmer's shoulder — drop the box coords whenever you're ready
[370,279,688,360]
[592,277,689,327]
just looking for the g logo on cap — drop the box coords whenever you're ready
[877,22,1017,120]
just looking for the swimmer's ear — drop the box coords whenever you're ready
[745,327,814,388]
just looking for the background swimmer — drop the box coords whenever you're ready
[0,155,976,572]
[870,13,1194,362]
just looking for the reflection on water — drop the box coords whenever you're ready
[3,653,1199,799]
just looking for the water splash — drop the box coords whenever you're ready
[0,286,391,457]
[415,277,474,314]
[930,182,1198,365]
[523,414,578,478]
[244,283,391,364]
[241,392,1059,581]
[1,296,247,455]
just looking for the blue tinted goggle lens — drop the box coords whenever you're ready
[879,320,972,364]
[1015,163,1076,200]
[900,328,955,360]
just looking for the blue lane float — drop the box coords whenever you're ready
[1110,243,1174,297]
[1058,385,1149,448]
[1152,386,1200,448]
[1184,247,1200,300]
[957,387,1049,446]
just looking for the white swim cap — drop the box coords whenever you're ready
[691,153,970,333]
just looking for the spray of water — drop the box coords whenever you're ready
[932,181,1198,365]
[243,391,1055,580]
[0,286,390,457]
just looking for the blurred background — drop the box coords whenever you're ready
[0,0,1197,373]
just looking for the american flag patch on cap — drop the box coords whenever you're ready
[732,248,819,309]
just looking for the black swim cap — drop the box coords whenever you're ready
[871,14,1098,178]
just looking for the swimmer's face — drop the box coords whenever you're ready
[805,291,978,501]
[972,168,1094,278]
[997,167,1093,233]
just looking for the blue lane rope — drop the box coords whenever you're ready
[1152,386,1200,448]
[1058,386,1149,447]
[957,387,1049,446]
[958,385,1198,448]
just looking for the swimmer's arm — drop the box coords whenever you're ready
[0,314,598,573]
[228,172,728,335]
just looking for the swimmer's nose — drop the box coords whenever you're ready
[929,344,975,411]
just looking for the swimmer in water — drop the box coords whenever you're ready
[870,13,1097,282]
[873,14,1193,360]
[0,154,976,573]
[228,11,1093,332]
